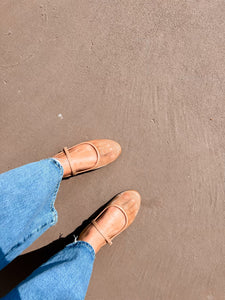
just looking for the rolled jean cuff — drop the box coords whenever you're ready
[51,157,64,171]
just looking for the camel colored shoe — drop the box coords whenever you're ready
[53,139,121,178]
[79,190,141,252]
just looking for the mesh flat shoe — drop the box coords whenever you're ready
[53,139,121,178]
[79,190,141,249]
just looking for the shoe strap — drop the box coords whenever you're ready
[91,204,128,246]
[77,142,100,171]
[91,220,113,245]
[63,147,77,175]
[63,142,100,176]
[106,204,128,230]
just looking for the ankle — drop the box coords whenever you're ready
[78,225,104,254]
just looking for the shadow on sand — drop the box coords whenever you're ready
[0,195,117,298]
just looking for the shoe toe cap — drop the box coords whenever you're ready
[91,139,122,166]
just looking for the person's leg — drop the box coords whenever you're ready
[0,158,63,271]
[4,241,95,300]
[0,139,121,270]
[4,191,140,300]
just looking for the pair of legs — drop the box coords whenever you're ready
[0,139,141,299]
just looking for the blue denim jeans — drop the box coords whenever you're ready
[0,158,95,300]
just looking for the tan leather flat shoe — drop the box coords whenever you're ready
[53,139,121,178]
[79,190,141,252]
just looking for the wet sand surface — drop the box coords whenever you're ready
[1,1,225,299]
